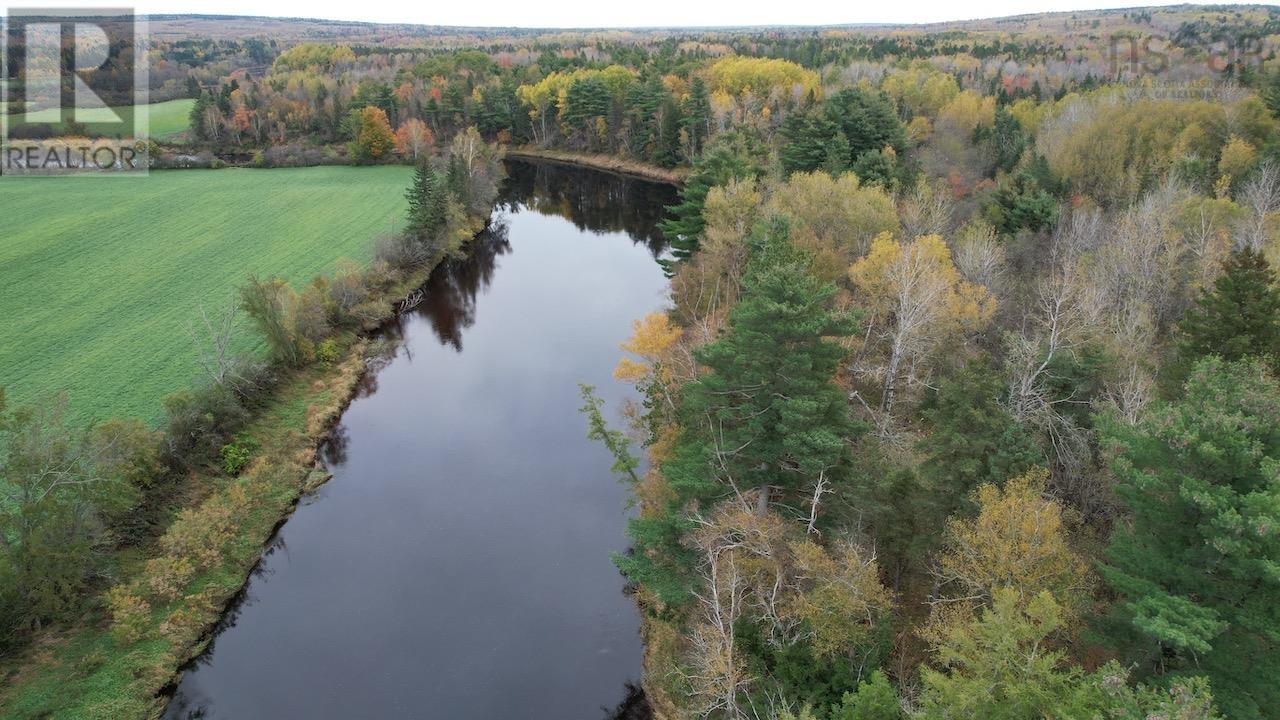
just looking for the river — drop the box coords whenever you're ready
[161,161,677,720]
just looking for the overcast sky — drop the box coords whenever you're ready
[5,0,1218,28]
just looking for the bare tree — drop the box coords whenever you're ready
[952,221,1006,291]
[898,180,954,240]
[1236,160,1280,252]
[187,301,248,392]
[1004,264,1096,478]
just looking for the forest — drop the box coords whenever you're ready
[3,4,1280,719]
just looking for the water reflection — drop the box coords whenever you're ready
[498,160,677,258]
[603,681,653,720]
[162,161,670,720]
[417,221,512,351]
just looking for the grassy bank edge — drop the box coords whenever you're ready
[505,147,688,186]
[0,260,448,720]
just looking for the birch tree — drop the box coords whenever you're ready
[849,233,994,416]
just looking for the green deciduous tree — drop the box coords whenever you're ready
[0,393,137,645]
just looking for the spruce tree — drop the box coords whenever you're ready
[1177,246,1280,371]
[681,76,712,158]
[652,96,683,168]
[188,92,211,141]
[779,106,838,175]
[405,161,447,243]
[825,88,905,161]
[823,131,852,176]
[626,75,663,158]
[918,360,1044,524]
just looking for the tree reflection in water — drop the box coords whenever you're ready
[498,159,677,259]
[603,681,653,720]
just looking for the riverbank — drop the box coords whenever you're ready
[504,147,688,186]
[0,250,466,720]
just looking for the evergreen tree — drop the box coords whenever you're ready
[983,166,1059,234]
[652,96,683,168]
[780,90,904,177]
[626,75,663,159]
[1098,357,1280,720]
[618,218,861,605]
[779,106,838,175]
[1177,246,1280,372]
[562,74,611,148]
[1262,68,1280,119]
[990,106,1027,173]
[823,131,852,176]
[681,76,712,158]
[659,128,766,269]
[919,590,1223,720]
[918,360,1044,523]
[833,670,903,720]
[825,88,905,161]
[189,91,212,141]
[405,161,447,243]
[851,149,898,188]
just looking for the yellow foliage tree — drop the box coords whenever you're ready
[614,312,684,385]
[1218,135,1257,184]
[933,467,1091,618]
[705,56,820,98]
[784,539,892,657]
[882,64,960,119]
[671,180,761,324]
[937,91,996,134]
[354,106,395,161]
[614,311,690,423]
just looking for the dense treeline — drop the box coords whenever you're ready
[574,19,1280,720]
[174,4,1280,178]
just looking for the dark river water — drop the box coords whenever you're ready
[162,161,677,720]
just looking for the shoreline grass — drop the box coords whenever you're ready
[505,146,688,185]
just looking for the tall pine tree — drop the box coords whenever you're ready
[1098,357,1280,720]
[681,76,712,158]
[619,217,861,605]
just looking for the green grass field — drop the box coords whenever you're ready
[9,98,195,140]
[0,165,413,425]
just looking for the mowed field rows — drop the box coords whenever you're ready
[0,165,413,424]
